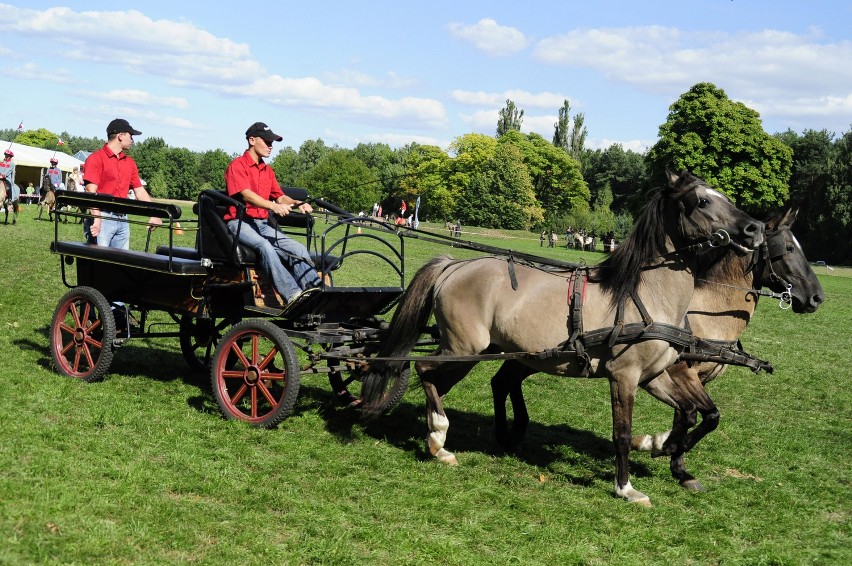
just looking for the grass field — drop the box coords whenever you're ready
[0,203,849,565]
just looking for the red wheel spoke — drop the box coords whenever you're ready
[72,347,84,373]
[250,386,258,418]
[257,380,277,406]
[230,341,250,368]
[221,370,245,379]
[229,383,248,406]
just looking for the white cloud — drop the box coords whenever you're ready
[533,25,852,128]
[223,75,448,129]
[447,18,528,56]
[8,62,77,83]
[82,89,190,109]
[452,89,570,110]
[0,4,447,131]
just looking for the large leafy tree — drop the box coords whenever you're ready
[496,99,524,137]
[302,149,379,214]
[455,140,542,229]
[197,149,231,192]
[647,82,792,212]
[583,143,649,216]
[399,143,454,221]
[499,130,590,226]
[13,128,71,156]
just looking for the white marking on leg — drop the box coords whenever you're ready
[614,480,652,506]
[652,430,671,452]
[634,435,654,452]
[427,410,458,465]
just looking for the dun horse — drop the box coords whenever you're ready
[627,207,824,487]
[362,171,764,505]
[491,207,824,492]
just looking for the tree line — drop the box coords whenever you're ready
[2,81,849,263]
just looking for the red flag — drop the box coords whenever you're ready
[57,138,65,146]
[16,122,23,132]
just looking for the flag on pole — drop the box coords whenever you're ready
[16,122,23,132]
[414,195,421,229]
[57,138,65,146]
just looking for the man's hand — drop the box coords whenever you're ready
[269,201,293,216]
[148,216,163,231]
[296,202,313,214]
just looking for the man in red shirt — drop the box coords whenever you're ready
[83,118,161,249]
[225,122,321,305]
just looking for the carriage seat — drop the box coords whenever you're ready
[51,241,207,276]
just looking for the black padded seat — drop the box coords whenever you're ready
[51,241,207,276]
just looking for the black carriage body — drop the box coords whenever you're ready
[49,189,409,422]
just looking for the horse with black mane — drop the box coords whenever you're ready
[490,206,824,492]
[362,170,764,505]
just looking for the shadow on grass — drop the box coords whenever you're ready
[294,382,649,485]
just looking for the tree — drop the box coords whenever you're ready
[496,99,524,137]
[647,82,792,212]
[499,130,590,227]
[569,112,587,159]
[131,137,168,185]
[161,147,200,200]
[552,100,570,150]
[399,144,454,221]
[583,144,649,216]
[197,149,231,192]
[455,142,542,229]
[301,149,379,214]
[14,128,71,155]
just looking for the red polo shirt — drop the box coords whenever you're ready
[224,150,283,220]
[83,144,142,198]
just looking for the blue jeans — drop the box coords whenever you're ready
[227,217,320,302]
[97,212,130,250]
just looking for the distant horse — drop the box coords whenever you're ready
[37,175,56,221]
[0,179,9,223]
[574,233,595,251]
[362,170,764,505]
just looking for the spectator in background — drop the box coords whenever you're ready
[46,158,62,189]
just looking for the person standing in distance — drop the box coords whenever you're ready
[83,118,161,249]
[224,122,321,305]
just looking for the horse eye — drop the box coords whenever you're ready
[698,197,710,208]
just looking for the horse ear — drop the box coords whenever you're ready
[780,206,799,228]
[665,168,679,187]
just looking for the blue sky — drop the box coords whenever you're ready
[1,1,851,157]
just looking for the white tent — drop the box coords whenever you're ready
[3,142,84,193]
[4,141,83,171]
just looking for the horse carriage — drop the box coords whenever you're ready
[48,171,824,504]
[49,188,412,427]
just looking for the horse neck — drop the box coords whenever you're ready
[632,235,697,326]
[689,250,757,339]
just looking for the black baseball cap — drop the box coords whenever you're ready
[107,118,142,136]
[245,122,283,142]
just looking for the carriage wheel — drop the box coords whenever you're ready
[179,316,233,372]
[210,319,300,428]
[328,363,410,414]
[50,286,115,382]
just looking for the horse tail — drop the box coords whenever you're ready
[361,255,455,416]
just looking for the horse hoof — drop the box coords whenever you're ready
[632,497,653,507]
[681,479,706,492]
[434,449,458,466]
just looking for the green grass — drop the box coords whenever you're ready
[0,204,849,565]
